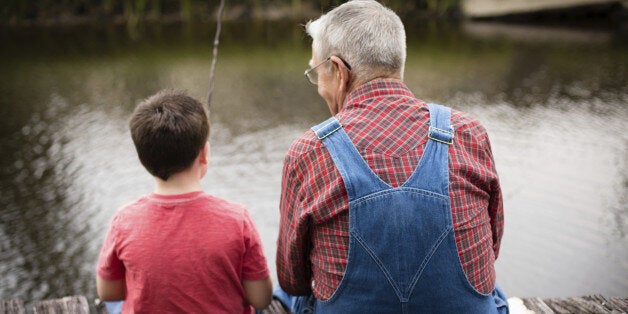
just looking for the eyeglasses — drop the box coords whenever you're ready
[304,57,331,85]
[304,57,353,85]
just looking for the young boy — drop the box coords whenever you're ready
[96,90,272,313]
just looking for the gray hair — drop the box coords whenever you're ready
[305,0,406,82]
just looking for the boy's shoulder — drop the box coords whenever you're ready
[197,193,249,218]
[110,192,252,229]
[118,192,248,214]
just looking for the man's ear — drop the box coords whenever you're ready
[330,56,351,92]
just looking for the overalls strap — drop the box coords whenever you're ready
[312,104,455,200]
[401,103,453,196]
[427,103,454,145]
[312,117,390,201]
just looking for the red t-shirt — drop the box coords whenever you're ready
[97,191,269,313]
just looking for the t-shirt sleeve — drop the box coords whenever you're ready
[96,215,126,280]
[241,209,270,281]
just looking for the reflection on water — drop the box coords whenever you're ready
[0,20,626,302]
[462,99,626,297]
[0,95,92,300]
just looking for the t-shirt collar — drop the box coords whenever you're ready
[148,190,204,203]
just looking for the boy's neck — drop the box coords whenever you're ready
[153,170,202,195]
[153,142,209,196]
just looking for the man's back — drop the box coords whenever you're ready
[277,79,503,299]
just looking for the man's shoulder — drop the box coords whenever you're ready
[286,127,324,159]
[450,108,489,140]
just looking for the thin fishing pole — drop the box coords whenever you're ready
[207,0,225,110]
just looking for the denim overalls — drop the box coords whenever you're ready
[299,103,508,313]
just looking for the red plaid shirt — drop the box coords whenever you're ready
[277,79,504,299]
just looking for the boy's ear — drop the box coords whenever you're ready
[198,142,210,179]
[199,142,210,164]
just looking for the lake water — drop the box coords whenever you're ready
[0,19,626,303]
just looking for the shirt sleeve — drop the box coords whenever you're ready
[276,149,313,295]
[482,135,504,258]
[241,209,270,281]
[96,215,125,280]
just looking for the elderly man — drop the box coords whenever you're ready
[276,0,509,312]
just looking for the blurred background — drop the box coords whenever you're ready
[0,0,626,308]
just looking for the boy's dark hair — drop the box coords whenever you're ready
[129,90,209,181]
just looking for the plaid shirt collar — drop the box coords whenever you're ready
[341,78,416,112]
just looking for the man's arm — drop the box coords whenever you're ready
[456,110,505,259]
[96,275,126,301]
[276,150,313,295]
[483,135,504,258]
[243,277,273,309]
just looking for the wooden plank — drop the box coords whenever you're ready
[606,297,628,312]
[32,296,89,314]
[544,297,617,314]
[260,298,290,314]
[522,295,628,314]
[0,299,26,314]
[11,294,627,314]
[93,299,110,314]
[582,295,617,312]
[462,0,620,18]
[522,297,555,313]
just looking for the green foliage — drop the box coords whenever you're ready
[0,0,462,24]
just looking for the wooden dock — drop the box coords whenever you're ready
[2,294,627,313]
[519,295,628,314]
[462,0,623,18]
[0,296,101,314]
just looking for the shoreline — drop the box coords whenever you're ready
[1,2,454,28]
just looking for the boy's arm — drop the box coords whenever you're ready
[96,275,126,301]
[97,215,126,301]
[240,207,272,309]
[242,277,273,309]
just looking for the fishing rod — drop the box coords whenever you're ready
[206,0,226,110]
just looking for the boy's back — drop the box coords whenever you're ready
[98,191,268,313]
[96,90,272,313]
